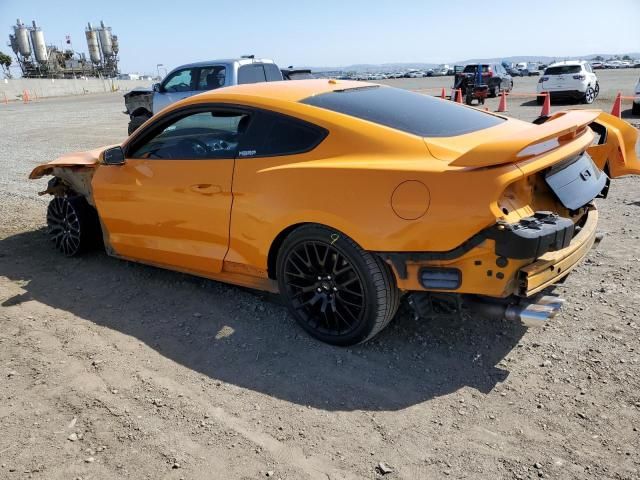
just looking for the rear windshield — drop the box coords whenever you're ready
[545,65,582,75]
[300,86,504,137]
[463,65,488,73]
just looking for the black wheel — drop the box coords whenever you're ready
[128,114,150,135]
[632,102,640,115]
[276,225,399,346]
[491,82,500,98]
[583,87,595,104]
[46,196,100,257]
[594,83,600,98]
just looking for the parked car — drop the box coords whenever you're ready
[432,64,450,76]
[537,60,599,104]
[633,76,640,115]
[590,61,605,69]
[123,57,282,134]
[516,62,540,76]
[457,63,513,97]
[29,80,640,345]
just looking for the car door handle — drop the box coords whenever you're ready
[190,184,222,195]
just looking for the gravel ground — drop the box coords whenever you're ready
[1,71,639,480]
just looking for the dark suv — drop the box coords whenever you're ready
[457,63,513,97]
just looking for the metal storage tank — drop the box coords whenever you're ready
[85,24,101,63]
[111,34,119,55]
[98,21,113,56]
[13,19,31,57]
[30,21,48,63]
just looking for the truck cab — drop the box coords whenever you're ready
[124,57,282,134]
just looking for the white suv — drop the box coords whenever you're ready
[633,75,640,115]
[537,61,599,104]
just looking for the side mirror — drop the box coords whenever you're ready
[102,146,125,166]
[152,82,161,92]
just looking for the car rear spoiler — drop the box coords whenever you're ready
[448,110,601,168]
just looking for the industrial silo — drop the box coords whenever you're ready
[98,21,113,57]
[13,19,31,58]
[85,23,101,64]
[29,20,48,63]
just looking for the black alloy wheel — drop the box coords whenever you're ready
[47,196,99,256]
[277,225,399,345]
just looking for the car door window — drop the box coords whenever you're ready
[197,66,226,91]
[239,111,327,158]
[238,64,267,84]
[129,110,251,160]
[162,69,195,92]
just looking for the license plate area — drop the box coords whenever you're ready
[545,153,608,210]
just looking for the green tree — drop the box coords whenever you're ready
[0,50,12,78]
[593,55,604,61]
[622,55,632,60]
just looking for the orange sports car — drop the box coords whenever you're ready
[30,80,639,345]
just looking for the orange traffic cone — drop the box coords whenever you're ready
[441,87,445,99]
[610,92,622,118]
[456,89,463,104]
[497,90,507,112]
[540,93,551,117]
[22,90,28,103]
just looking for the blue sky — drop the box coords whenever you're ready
[2,0,639,74]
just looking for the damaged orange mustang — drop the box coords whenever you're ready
[30,80,639,345]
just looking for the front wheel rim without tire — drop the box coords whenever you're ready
[282,240,365,337]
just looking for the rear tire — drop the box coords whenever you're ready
[46,196,100,257]
[491,82,500,98]
[583,87,595,104]
[276,225,400,346]
[633,102,640,115]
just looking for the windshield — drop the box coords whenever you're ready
[301,86,504,137]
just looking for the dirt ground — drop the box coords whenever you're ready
[1,71,640,480]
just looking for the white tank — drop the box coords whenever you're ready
[98,21,113,56]
[85,24,101,63]
[30,21,48,63]
[13,19,31,57]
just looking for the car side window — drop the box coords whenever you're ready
[238,64,267,84]
[239,111,326,158]
[162,69,195,92]
[129,110,251,160]
[263,63,283,82]
[197,66,226,91]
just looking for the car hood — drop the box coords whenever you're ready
[29,145,115,179]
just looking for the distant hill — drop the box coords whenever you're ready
[305,53,640,73]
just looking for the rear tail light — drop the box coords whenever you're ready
[573,74,586,80]
[538,76,548,83]
[487,68,493,77]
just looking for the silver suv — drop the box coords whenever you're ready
[124,56,282,134]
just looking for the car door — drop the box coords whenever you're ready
[153,68,198,113]
[92,106,252,275]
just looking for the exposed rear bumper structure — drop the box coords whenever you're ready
[518,206,599,296]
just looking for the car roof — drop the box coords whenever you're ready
[176,79,371,105]
[169,58,276,70]
[547,60,587,67]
